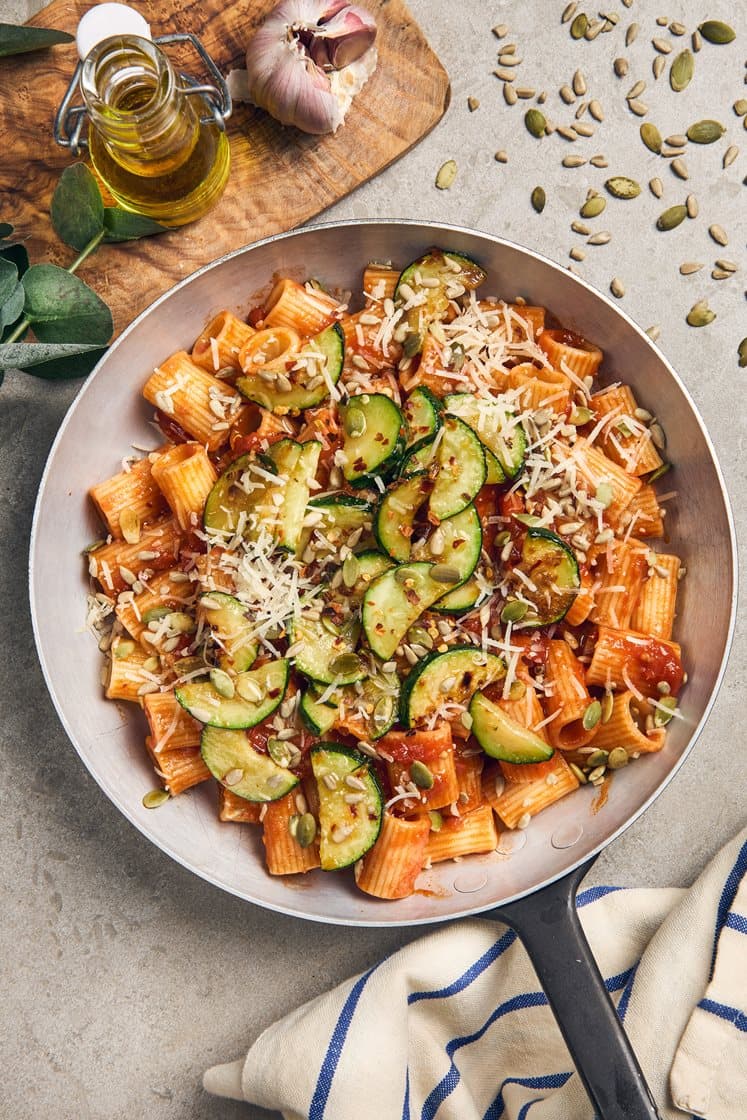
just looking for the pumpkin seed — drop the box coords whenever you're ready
[142,788,170,808]
[628,99,649,117]
[525,108,547,138]
[686,301,716,327]
[709,223,728,246]
[573,69,587,96]
[580,195,606,218]
[570,405,592,424]
[236,676,265,703]
[686,193,698,218]
[652,696,677,727]
[509,679,527,700]
[734,100,747,117]
[428,809,444,832]
[606,176,641,199]
[166,611,195,633]
[671,158,689,180]
[686,119,725,144]
[587,748,609,767]
[583,700,602,730]
[563,155,587,168]
[657,205,687,231]
[738,338,747,368]
[342,553,360,588]
[570,763,588,785]
[601,691,615,724]
[649,177,664,198]
[142,606,170,624]
[669,49,694,92]
[595,480,613,509]
[430,564,462,584]
[570,247,586,261]
[531,186,546,213]
[588,765,606,783]
[494,149,508,163]
[113,639,136,660]
[268,737,294,767]
[723,145,739,168]
[610,277,625,298]
[613,57,629,78]
[625,22,638,46]
[330,652,362,677]
[119,509,141,545]
[210,668,235,698]
[410,760,434,790]
[503,83,518,106]
[640,123,662,153]
[698,20,736,45]
[607,747,629,770]
[680,261,704,274]
[435,160,457,190]
[296,812,317,848]
[343,407,366,437]
[501,600,529,623]
[570,12,588,38]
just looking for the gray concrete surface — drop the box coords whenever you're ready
[1,1,745,1117]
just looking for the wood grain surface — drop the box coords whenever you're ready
[2,0,450,334]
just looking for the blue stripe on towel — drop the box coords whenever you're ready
[482,1073,573,1120]
[698,998,747,1033]
[616,963,639,1023]
[725,911,747,935]
[711,838,747,977]
[309,966,377,1120]
[577,884,623,907]
[409,930,517,1005]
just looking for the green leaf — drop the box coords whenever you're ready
[0,223,13,239]
[0,242,29,276]
[0,23,74,57]
[0,341,106,378]
[0,282,24,331]
[22,264,113,345]
[51,164,104,252]
[103,208,170,241]
[0,256,17,305]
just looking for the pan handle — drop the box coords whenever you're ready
[486,858,661,1120]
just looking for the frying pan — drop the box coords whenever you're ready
[30,220,737,1119]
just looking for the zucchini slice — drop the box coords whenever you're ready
[432,576,484,615]
[400,646,506,728]
[412,504,482,590]
[429,416,486,522]
[469,691,555,764]
[201,726,299,801]
[308,494,374,531]
[236,322,344,412]
[362,562,446,661]
[289,608,365,686]
[347,550,394,598]
[403,386,443,453]
[265,438,322,553]
[374,472,432,562]
[300,690,339,736]
[445,393,527,480]
[311,744,383,870]
[203,452,257,535]
[176,659,289,729]
[199,591,257,674]
[507,528,580,627]
[394,250,487,354]
[341,394,405,487]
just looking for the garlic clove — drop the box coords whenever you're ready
[307,6,378,70]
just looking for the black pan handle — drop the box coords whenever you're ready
[485,858,661,1120]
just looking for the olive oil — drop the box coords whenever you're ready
[80,36,229,227]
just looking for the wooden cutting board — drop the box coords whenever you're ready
[2,0,450,335]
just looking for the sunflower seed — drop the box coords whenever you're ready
[679,261,704,274]
[585,19,604,40]
[610,277,625,298]
[525,108,547,138]
[499,42,518,55]
[698,20,736,45]
[671,158,689,180]
[613,57,629,78]
[653,55,667,80]
[223,768,244,787]
[734,100,747,117]
[711,269,731,280]
[589,99,604,122]
[561,2,577,23]
[601,692,615,723]
[657,204,687,230]
[492,23,509,37]
[560,84,576,104]
[573,122,595,137]
[640,123,662,153]
[646,324,661,341]
[590,154,609,167]
[575,100,588,119]
[670,49,694,92]
[738,339,747,368]
[625,22,638,46]
[628,99,649,117]
[715,259,738,272]
[494,67,515,82]
[686,301,716,327]
[563,155,587,168]
[570,763,588,785]
[503,83,518,105]
[649,177,664,197]
[537,91,548,104]
[665,134,688,148]
[467,96,480,111]
[580,195,606,218]
[588,230,612,245]
[435,160,457,190]
[142,789,170,809]
[709,223,728,246]
[723,145,739,168]
[656,16,669,26]
[670,21,686,35]
[627,80,646,100]
[652,37,672,54]
[606,176,641,199]
[570,247,586,261]
[494,149,508,163]
[687,119,725,144]
[691,28,702,52]
[573,69,587,96]
[498,53,523,66]
[515,87,536,99]
[571,220,591,234]
[531,186,546,213]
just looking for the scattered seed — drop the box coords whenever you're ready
[709,223,728,246]
[409,760,434,790]
[627,80,646,101]
[531,186,547,213]
[223,768,244,787]
[687,119,725,144]
[573,122,595,137]
[563,155,587,168]
[628,99,649,117]
[640,123,663,153]
[625,22,638,46]
[580,195,606,218]
[589,99,604,122]
[655,16,669,27]
[734,100,747,117]
[679,261,704,274]
[575,100,589,120]
[435,160,457,190]
[646,324,662,341]
[671,157,689,180]
[588,765,606,783]
[601,691,615,724]
[670,20,687,35]
[467,96,479,112]
[605,176,641,199]
[431,564,462,584]
[560,84,576,104]
[570,763,588,784]
[649,176,664,198]
[582,700,602,730]
[590,154,609,167]
[495,67,516,81]
[561,2,577,23]
[738,338,747,368]
[613,57,629,78]
[670,49,694,92]
[492,23,509,38]
[711,269,731,280]
[657,204,687,231]
[610,277,625,298]
[296,813,317,847]
[723,145,739,168]
[698,20,736,45]
[210,668,235,698]
[503,83,518,105]
[525,108,547,138]
[570,12,589,38]
[652,37,672,54]
[516,86,536,99]
[570,247,586,261]
[653,55,667,80]
[587,230,612,245]
[142,789,170,809]
[573,69,587,96]
[665,134,688,148]
[585,19,604,41]
[686,300,716,327]
[571,220,591,234]
[494,149,508,163]
[715,259,738,272]
[501,600,529,623]
[570,405,593,425]
[608,747,629,770]
[498,53,523,66]
[691,28,702,52]
[556,125,578,141]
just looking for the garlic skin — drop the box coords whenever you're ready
[244,0,377,134]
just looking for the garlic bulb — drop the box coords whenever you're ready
[244,0,377,134]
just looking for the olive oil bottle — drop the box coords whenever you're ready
[79,34,230,227]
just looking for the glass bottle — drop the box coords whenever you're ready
[79,33,230,227]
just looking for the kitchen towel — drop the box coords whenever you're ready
[204,826,747,1119]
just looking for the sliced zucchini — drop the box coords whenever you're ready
[347,550,394,598]
[290,609,365,686]
[432,576,484,615]
[341,394,405,487]
[265,438,322,553]
[485,448,506,484]
[400,647,506,728]
[445,393,527,480]
[311,744,383,870]
[374,472,432,562]
[176,659,289,729]
[469,691,554,764]
[340,671,400,740]
[394,249,487,354]
[203,452,257,535]
[412,504,482,590]
[300,690,339,736]
[401,437,437,477]
[201,726,298,801]
[429,416,486,522]
[236,322,344,412]
[362,562,446,660]
[308,494,374,531]
[506,527,580,627]
[199,591,257,673]
[403,386,443,453]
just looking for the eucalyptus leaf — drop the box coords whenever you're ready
[0,223,13,239]
[0,256,18,305]
[0,282,24,331]
[0,341,106,375]
[103,208,170,241]
[0,23,73,57]
[0,242,29,277]
[51,164,104,251]
[22,264,112,344]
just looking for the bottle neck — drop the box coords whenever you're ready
[80,35,199,174]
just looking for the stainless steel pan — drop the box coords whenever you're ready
[30,220,737,1119]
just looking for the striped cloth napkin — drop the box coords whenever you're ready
[204,828,747,1119]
